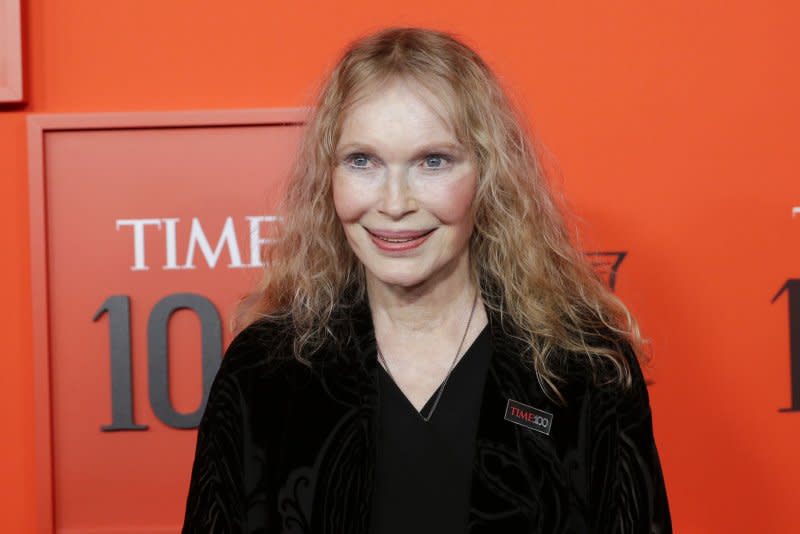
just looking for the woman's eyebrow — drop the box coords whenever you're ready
[335,142,374,155]
[412,142,464,156]
[336,141,465,157]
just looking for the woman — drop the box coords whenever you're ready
[182,27,671,533]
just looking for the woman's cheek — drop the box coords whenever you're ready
[331,173,364,223]
[433,172,477,223]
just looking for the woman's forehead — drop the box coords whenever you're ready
[341,75,457,135]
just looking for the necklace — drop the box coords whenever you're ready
[376,289,479,423]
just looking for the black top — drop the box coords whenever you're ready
[369,324,493,534]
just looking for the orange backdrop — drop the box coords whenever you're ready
[1,1,798,532]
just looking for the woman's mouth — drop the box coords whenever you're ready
[366,228,436,251]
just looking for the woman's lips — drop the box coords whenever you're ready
[366,227,436,251]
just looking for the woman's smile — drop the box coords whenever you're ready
[366,227,437,252]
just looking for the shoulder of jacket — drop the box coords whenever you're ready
[215,316,308,385]
[554,330,647,402]
[582,334,650,415]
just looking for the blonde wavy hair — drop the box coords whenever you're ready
[233,26,649,405]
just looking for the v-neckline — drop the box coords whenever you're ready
[378,323,490,420]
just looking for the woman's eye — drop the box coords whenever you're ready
[345,153,372,169]
[423,154,451,169]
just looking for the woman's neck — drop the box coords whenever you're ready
[365,253,489,398]
[365,254,484,337]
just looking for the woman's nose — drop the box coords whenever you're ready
[378,166,417,218]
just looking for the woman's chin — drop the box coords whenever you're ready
[365,267,431,291]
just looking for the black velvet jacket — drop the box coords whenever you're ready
[182,298,672,533]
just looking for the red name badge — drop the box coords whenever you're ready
[504,398,553,435]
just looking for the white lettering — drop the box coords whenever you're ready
[162,218,180,270]
[246,215,280,267]
[184,217,243,269]
[116,216,278,271]
[116,219,162,271]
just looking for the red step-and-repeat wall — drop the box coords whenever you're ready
[1,1,798,532]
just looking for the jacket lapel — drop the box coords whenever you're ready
[465,309,555,532]
[465,310,594,533]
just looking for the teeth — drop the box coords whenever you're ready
[378,236,418,243]
[370,229,433,243]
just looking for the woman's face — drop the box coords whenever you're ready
[332,77,478,291]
